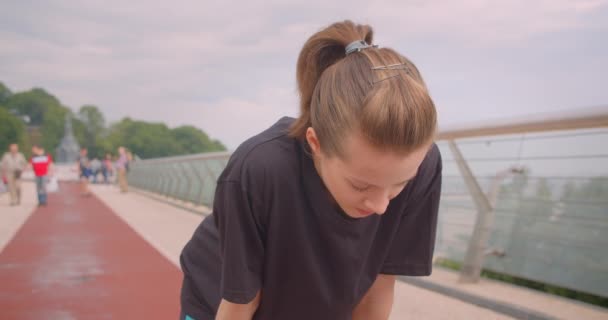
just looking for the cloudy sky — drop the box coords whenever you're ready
[1,0,607,149]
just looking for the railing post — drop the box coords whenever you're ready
[188,161,205,205]
[201,160,220,206]
[177,162,192,201]
[448,140,494,283]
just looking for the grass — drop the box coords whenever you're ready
[434,257,608,308]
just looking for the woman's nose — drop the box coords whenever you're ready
[363,193,390,215]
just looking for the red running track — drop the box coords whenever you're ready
[0,183,182,319]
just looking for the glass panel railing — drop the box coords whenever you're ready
[128,152,231,208]
[127,126,607,297]
[437,128,608,297]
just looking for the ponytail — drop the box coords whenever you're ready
[289,21,436,158]
[290,21,373,138]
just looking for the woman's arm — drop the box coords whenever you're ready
[352,274,395,320]
[215,290,261,320]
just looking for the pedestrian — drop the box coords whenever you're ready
[77,147,91,196]
[116,147,129,193]
[1,143,27,206]
[179,21,442,320]
[102,153,113,184]
[30,146,53,206]
[90,157,102,184]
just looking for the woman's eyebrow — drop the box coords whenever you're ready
[351,171,418,187]
[394,179,411,186]
[349,178,371,186]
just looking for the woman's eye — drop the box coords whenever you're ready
[351,183,370,192]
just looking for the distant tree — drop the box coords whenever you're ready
[1,84,227,159]
[78,105,106,158]
[577,177,608,202]
[105,118,226,159]
[105,118,178,158]
[560,181,577,201]
[4,88,61,125]
[556,177,608,295]
[0,81,12,104]
[39,105,72,156]
[0,108,28,153]
[171,125,227,154]
[535,178,552,200]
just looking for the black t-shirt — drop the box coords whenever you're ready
[180,117,442,320]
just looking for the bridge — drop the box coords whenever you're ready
[1,108,607,319]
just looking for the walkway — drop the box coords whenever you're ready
[0,182,181,319]
[1,182,607,319]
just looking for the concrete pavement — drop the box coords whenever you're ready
[91,185,607,320]
[91,185,516,320]
[2,182,606,319]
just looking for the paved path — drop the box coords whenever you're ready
[2,183,606,319]
[0,182,182,319]
[91,185,608,320]
[91,185,515,320]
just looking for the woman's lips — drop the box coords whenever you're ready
[356,208,374,217]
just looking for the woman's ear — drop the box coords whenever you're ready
[305,127,321,156]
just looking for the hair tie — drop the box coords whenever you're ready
[345,40,377,55]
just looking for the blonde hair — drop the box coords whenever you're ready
[289,20,437,157]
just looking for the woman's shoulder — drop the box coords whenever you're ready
[409,143,442,198]
[423,143,442,173]
[219,117,300,184]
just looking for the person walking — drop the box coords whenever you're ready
[116,147,129,193]
[90,157,102,184]
[77,148,91,196]
[30,146,53,206]
[1,143,27,206]
[102,153,114,184]
[179,21,442,320]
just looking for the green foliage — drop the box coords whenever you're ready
[434,258,608,308]
[0,82,226,159]
[105,119,227,159]
[0,86,81,157]
[105,118,179,158]
[0,108,29,153]
[104,118,227,159]
[38,104,84,158]
[434,258,461,271]
[78,105,106,157]
[0,81,12,104]
[5,88,62,125]
[78,105,106,131]
[171,125,226,153]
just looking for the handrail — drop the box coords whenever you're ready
[134,106,608,163]
[135,151,232,164]
[437,105,608,140]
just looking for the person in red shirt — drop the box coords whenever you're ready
[30,145,54,206]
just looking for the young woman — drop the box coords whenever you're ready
[180,20,442,320]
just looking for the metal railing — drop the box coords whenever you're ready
[128,152,230,207]
[128,106,608,297]
[435,106,608,297]
[437,129,608,295]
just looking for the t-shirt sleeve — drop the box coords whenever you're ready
[214,180,265,304]
[380,148,442,276]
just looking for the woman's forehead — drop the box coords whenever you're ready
[337,134,428,183]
